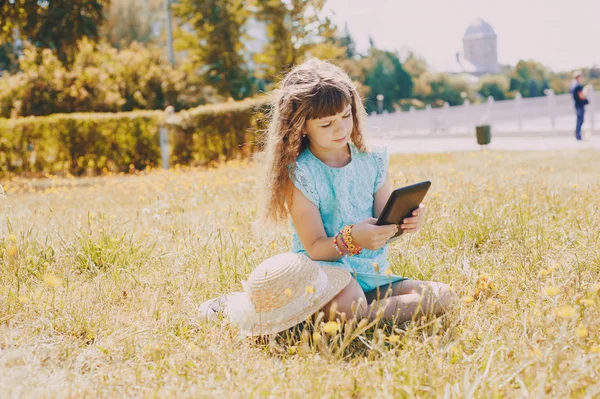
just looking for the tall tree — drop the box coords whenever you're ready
[337,23,356,59]
[253,0,336,81]
[508,60,550,98]
[100,0,163,48]
[362,49,413,113]
[175,0,252,100]
[0,0,108,65]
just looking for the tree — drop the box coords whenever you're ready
[403,52,428,79]
[0,0,108,65]
[100,0,164,48]
[508,60,549,98]
[175,0,252,100]
[413,73,470,107]
[337,23,356,59]
[253,0,337,82]
[478,75,509,101]
[362,49,413,113]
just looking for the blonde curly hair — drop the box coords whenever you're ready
[260,58,368,225]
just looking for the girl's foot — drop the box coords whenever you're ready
[198,295,229,322]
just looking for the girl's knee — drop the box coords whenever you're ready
[421,282,456,314]
[323,278,367,321]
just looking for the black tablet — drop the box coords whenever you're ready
[376,180,431,241]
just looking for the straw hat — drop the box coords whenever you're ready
[226,253,351,336]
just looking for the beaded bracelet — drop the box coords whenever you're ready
[341,224,362,256]
[332,233,345,257]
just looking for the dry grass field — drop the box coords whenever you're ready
[1,149,599,398]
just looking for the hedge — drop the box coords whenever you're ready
[0,96,270,177]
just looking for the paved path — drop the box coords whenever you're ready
[368,135,600,154]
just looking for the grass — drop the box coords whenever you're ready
[0,148,599,398]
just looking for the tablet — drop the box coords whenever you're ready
[376,180,431,241]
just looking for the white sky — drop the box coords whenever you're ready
[324,0,600,72]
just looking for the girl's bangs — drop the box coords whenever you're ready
[306,84,352,120]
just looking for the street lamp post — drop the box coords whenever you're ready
[165,0,175,66]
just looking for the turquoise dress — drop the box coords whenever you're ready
[290,143,407,292]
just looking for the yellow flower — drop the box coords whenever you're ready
[284,288,292,298]
[461,295,474,303]
[8,234,16,242]
[521,194,528,200]
[43,274,62,288]
[553,306,576,318]
[590,346,600,353]
[544,286,560,296]
[305,285,315,295]
[18,296,30,303]
[385,268,392,278]
[575,326,588,338]
[372,262,380,273]
[385,335,400,344]
[323,321,339,336]
[312,331,322,343]
[7,245,18,258]
[581,299,595,306]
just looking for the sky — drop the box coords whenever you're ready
[324,0,600,72]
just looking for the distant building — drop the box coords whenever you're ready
[448,17,500,77]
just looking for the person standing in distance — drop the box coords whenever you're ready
[571,71,589,141]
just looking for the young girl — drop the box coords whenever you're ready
[259,58,456,323]
[199,59,455,326]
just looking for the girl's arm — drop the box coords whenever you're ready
[285,184,343,262]
[373,172,392,219]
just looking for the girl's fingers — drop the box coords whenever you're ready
[401,222,419,229]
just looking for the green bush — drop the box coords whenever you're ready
[0,97,269,177]
[0,40,207,118]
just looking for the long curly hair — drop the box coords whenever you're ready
[260,58,368,225]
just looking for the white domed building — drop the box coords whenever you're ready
[449,18,500,77]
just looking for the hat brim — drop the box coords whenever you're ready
[226,266,351,337]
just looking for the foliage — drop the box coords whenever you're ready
[0,40,206,117]
[478,75,509,101]
[362,49,413,113]
[252,0,336,85]
[0,97,269,177]
[508,60,550,98]
[100,0,164,48]
[175,0,253,100]
[0,0,108,64]
[413,73,470,107]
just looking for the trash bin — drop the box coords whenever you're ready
[476,125,491,146]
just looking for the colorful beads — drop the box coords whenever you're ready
[334,224,362,257]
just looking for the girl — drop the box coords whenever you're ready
[260,58,456,323]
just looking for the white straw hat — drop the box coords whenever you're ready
[226,253,351,336]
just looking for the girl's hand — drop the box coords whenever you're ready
[400,204,426,234]
[351,218,398,251]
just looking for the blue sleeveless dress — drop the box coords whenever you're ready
[290,143,407,292]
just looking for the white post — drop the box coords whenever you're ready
[443,101,450,133]
[376,94,384,114]
[546,89,555,131]
[426,104,433,134]
[463,99,471,135]
[589,86,595,137]
[515,93,522,131]
[486,96,495,125]
[160,106,175,170]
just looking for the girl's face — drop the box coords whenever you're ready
[304,104,353,151]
